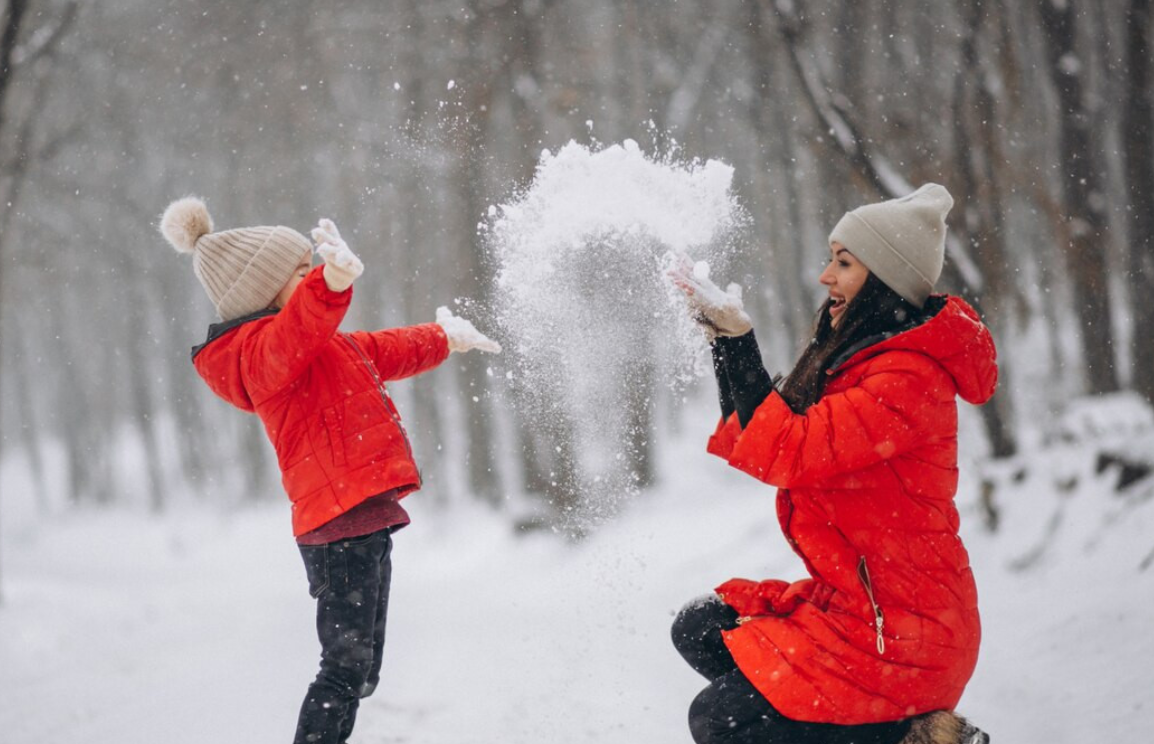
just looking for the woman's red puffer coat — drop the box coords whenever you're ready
[192,266,449,536]
[706,295,997,724]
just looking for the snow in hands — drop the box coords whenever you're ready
[436,306,502,355]
[486,139,747,527]
[665,252,752,340]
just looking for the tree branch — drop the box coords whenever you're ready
[767,0,984,295]
[11,0,78,67]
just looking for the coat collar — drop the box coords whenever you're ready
[190,308,278,361]
[827,294,997,405]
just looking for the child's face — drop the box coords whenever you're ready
[272,256,313,309]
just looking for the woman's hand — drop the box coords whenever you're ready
[311,218,363,292]
[666,253,753,338]
[436,306,502,354]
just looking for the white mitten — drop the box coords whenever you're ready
[666,253,753,338]
[435,306,502,354]
[311,218,364,292]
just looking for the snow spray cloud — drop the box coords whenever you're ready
[486,139,747,532]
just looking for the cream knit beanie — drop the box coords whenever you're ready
[827,183,954,308]
[160,197,312,321]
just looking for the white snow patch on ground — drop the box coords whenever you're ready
[2,399,1154,742]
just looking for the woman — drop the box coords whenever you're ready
[670,184,994,744]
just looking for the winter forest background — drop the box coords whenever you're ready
[2,0,1154,742]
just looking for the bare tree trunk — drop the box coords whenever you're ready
[0,0,28,126]
[838,0,870,99]
[451,2,503,505]
[953,0,1018,458]
[505,2,552,500]
[11,322,47,508]
[622,347,656,489]
[0,0,80,601]
[1124,0,1154,402]
[614,0,659,490]
[828,0,872,213]
[127,315,167,513]
[746,1,808,347]
[366,0,448,504]
[0,0,30,607]
[458,156,503,506]
[613,0,648,139]
[501,0,584,508]
[1037,0,1120,394]
[163,277,213,489]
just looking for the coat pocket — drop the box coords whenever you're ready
[322,405,347,467]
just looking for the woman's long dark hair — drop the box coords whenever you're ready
[776,273,924,412]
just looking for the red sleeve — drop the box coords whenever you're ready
[715,578,790,617]
[716,577,830,617]
[348,323,449,382]
[725,353,949,489]
[706,412,743,459]
[243,266,351,397]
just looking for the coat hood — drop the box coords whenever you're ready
[836,294,997,405]
[190,309,277,413]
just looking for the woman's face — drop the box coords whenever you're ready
[819,242,870,328]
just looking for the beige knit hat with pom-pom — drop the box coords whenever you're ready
[160,197,312,321]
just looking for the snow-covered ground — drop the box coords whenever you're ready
[2,400,1153,743]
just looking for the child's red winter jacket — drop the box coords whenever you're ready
[192,266,449,535]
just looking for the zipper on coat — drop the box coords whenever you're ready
[856,556,886,656]
[342,336,421,487]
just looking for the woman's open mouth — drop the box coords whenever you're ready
[829,295,847,316]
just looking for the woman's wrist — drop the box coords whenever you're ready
[711,341,736,419]
[718,330,775,428]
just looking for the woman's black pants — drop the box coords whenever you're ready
[671,595,911,744]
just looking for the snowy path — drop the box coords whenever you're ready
[3,437,1153,742]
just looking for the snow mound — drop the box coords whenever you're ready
[977,393,1154,571]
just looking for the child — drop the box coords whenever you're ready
[161,197,500,744]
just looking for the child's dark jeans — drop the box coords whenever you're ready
[671,595,911,744]
[295,529,394,744]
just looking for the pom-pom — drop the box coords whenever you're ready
[160,196,213,254]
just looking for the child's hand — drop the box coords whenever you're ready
[311,218,363,292]
[435,306,502,354]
